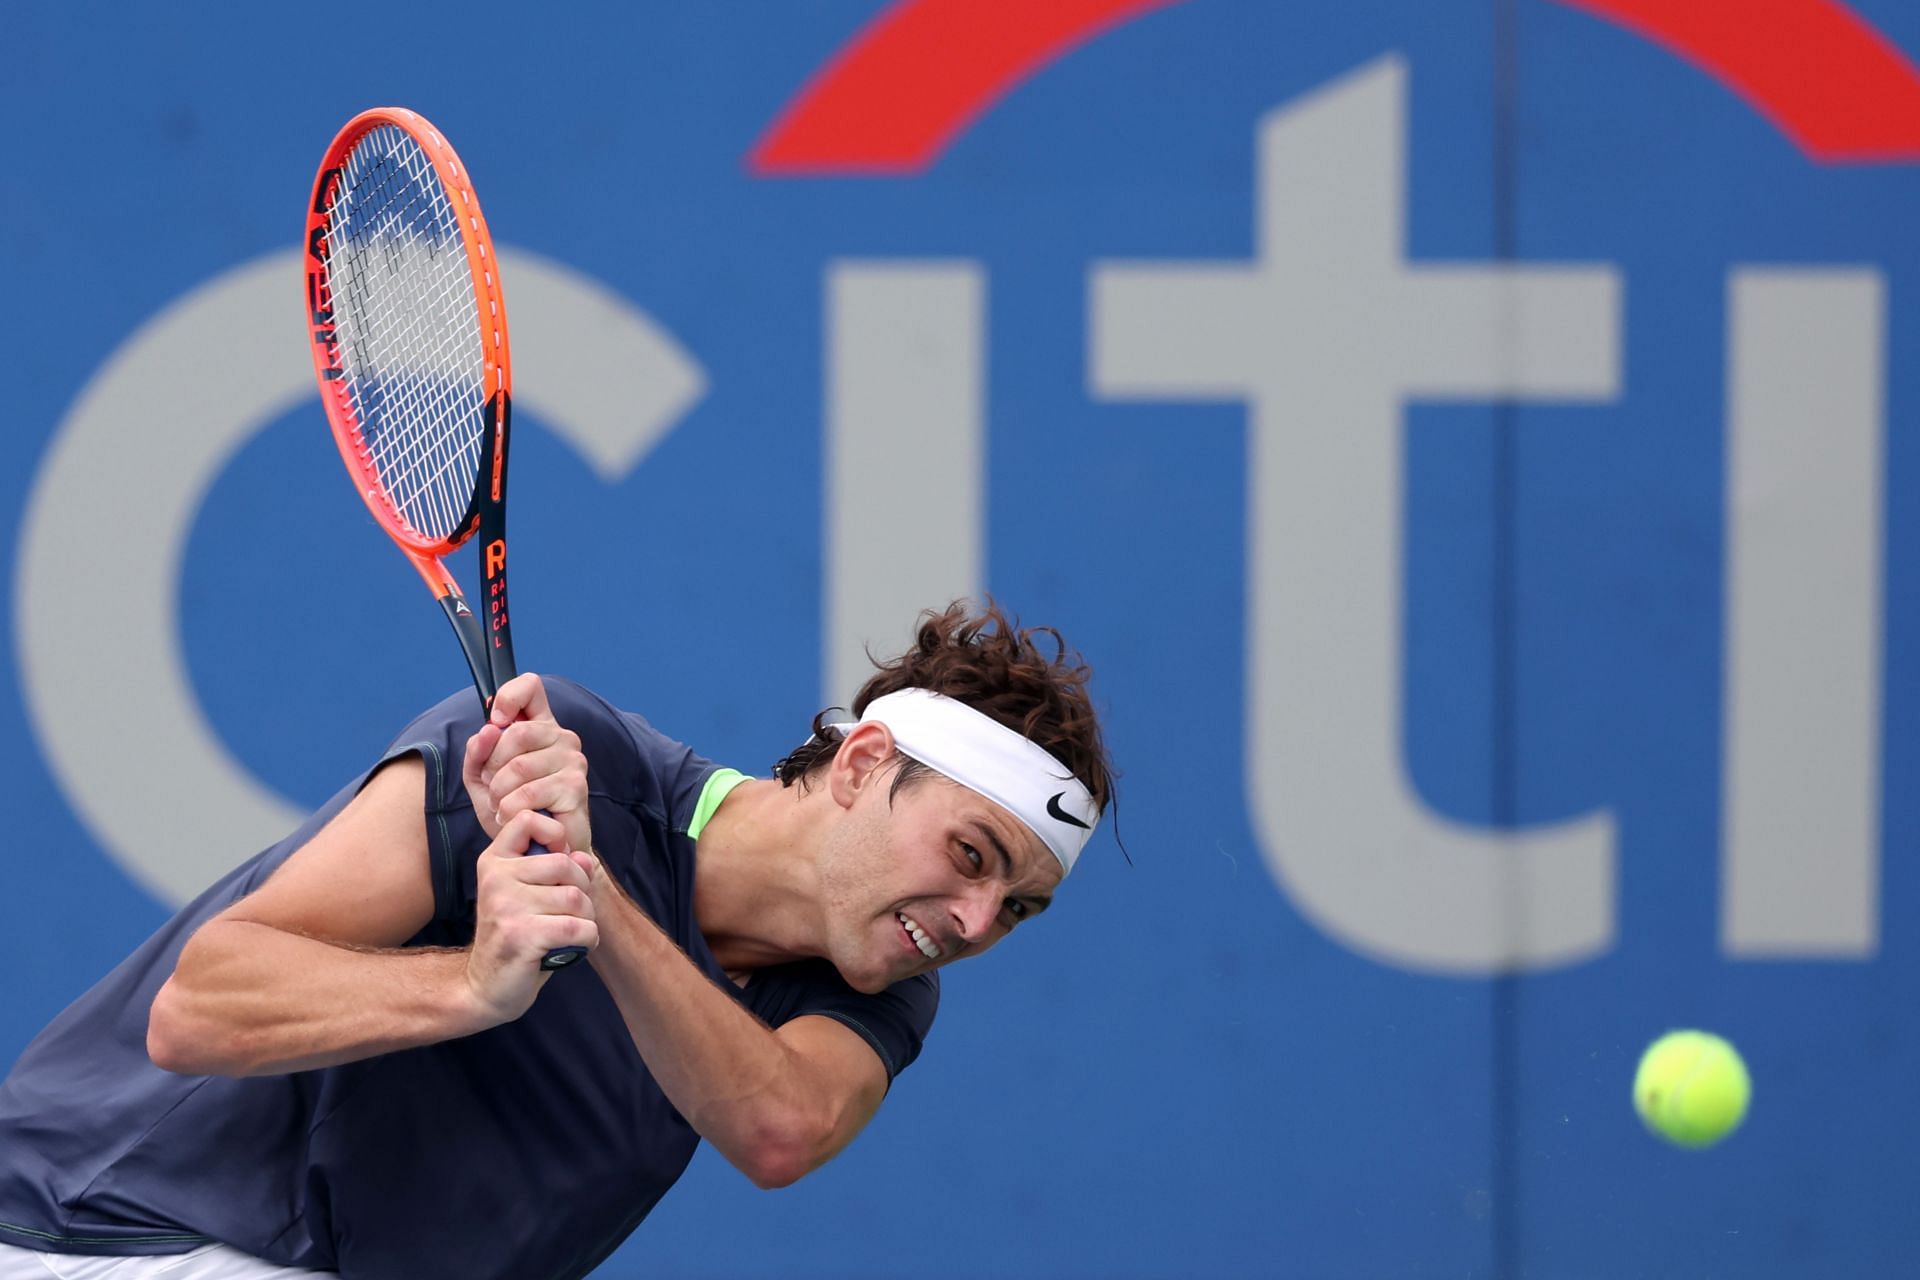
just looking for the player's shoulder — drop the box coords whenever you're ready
[748,963,941,1081]
[754,960,941,1025]
[541,676,676,760]
[538,674,628,735]
[540,676,718,816]
[387,687,486,756]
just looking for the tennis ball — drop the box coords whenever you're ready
[1633,1030,1750,1149]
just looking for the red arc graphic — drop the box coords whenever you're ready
[750,0,1920,173]
[1553,0,1920,162]
[749,0,1188,174]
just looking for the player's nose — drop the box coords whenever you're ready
[950,880,1001,945]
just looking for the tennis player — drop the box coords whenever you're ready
[0,601,1113,1280]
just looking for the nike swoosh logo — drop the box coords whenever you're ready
[1046,792,1091,830]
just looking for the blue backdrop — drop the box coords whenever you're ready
[6,2,1918,1276]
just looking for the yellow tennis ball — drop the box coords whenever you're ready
[1633,1030,1751,1149]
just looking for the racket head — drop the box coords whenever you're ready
[305,107,511,557]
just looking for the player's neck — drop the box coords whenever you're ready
[690,776,828,973]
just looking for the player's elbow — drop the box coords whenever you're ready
[147,968,250,1077]
[738,1144,812,1191]
[731,1113,836,1190]
[146,977,210,1075]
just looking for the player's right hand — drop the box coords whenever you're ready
[462,673,593,855]
[466,810,599,1022]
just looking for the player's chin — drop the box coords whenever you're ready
[840,970,894,996]
[834,938,921,994]
[826,952,897,995]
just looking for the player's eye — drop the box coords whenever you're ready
[959,842,983,871]
[1003,898,1030,923]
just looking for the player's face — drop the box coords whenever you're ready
[821,767,1063,994]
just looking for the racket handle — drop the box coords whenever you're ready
[524,820,587,971]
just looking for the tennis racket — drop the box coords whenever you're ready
[303,106,583,970]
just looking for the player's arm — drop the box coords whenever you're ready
[146,757,596,1078]
[585,884,891,1190]
[467,674,890,1187]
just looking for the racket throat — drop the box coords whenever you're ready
[438,590,500,712]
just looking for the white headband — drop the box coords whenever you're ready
[837,688,1098,876]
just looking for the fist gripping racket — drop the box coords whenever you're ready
[304,107,583,969]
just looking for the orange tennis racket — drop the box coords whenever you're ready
[304,107,582,969]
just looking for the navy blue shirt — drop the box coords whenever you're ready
[0,680,939,1279]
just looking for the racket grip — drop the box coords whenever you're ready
[524,825,587,971]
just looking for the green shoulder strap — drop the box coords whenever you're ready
[687,767,750,840]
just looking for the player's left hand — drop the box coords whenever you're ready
[462,673,593,854]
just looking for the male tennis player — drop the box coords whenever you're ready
[0,601,1113,1280]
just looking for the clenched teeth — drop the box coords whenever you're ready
[897,912,942,960]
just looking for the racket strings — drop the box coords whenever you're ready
[337,139,481,527]
[326,124,489,543]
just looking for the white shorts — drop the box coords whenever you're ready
[0,1242,334,1279]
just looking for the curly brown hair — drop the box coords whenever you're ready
[773,600,1114,818]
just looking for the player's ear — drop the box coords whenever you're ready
[828,721,895,809]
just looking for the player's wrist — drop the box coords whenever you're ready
[451,953,524,1033]
[583,848,635,912]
